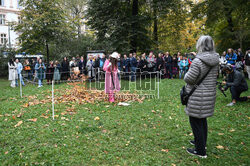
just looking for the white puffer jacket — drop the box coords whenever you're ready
[184,52,219,118]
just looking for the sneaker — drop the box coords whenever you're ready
[226,102,235,106]
[189,140,207,149]
[186,148,207,158]
[190,140,195,146]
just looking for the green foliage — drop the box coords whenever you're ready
[60,0,87,36]
[86,0,152,53]
[49,34,97,60]
[87,0,194,53]
[0,45,17,77]
[15,0,73,54]
[192,0,250,53]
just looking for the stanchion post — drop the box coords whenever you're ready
[52,80,55,120]
[98,68,100,82]
[20,73,22,98]
[157,71,160,99]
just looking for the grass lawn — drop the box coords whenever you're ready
[0,77,249,165]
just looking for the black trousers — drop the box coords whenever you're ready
[165,65,173,78]
[230,86,248,101]
[189,116,207,155]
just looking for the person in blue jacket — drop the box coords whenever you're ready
[130,53,138,81]
[35,59,46,87]
[179,56,189,79]
[225,48,237,65]
[15,59,25,86]
[122,54,130,73]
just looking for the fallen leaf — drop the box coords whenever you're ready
[216,145,224,149]
[14,121,23,127]
[61,112,67,115]
[22,103,29,108]
[194,159,200,164]
[161,149,169,153]
[5,151,8,154]
[229,129,235,132]
[0,115,3,117]
[94,117,100,121]
[12,116,16,120]
[28,118,37,122]
[218,133,224,135]
[17,113,22,118]
[189,132,193,136]
[41,115,49,119]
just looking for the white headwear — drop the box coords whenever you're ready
[110,52,119,59]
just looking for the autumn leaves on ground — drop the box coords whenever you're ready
[0,79,249,165]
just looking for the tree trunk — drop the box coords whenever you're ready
[153,7,158,50]
[131,0,138,53]
[46,41,49,66]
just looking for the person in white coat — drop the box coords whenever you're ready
[86,55,95,80]
[8,59,18,87]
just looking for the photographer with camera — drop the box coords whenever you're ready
[222,65,249,106]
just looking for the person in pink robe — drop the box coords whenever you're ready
[103,52,121,102]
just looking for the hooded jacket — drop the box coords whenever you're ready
[184,51,219,118]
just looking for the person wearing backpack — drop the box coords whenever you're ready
[184,35,219,158]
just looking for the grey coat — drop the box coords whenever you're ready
[184,52,219,118]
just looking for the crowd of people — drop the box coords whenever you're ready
[7,47,250,88]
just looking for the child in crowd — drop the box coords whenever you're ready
[179,56,189,79]
[103,52,120,103]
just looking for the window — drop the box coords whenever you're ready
[0,0,4,6]
[17,0,21,8]
[18,16,22,24]
[0,14,5,25]
[0,34,7,45]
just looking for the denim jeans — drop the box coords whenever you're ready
[38,79,43,86]
[179,70,187,79]
[131,67,136,81]
[16,74,25,86]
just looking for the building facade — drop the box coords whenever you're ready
[0,0,21,48]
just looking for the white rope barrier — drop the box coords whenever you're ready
[157,71,160,99]
[52,80,55,120]
[19,73,22,98]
